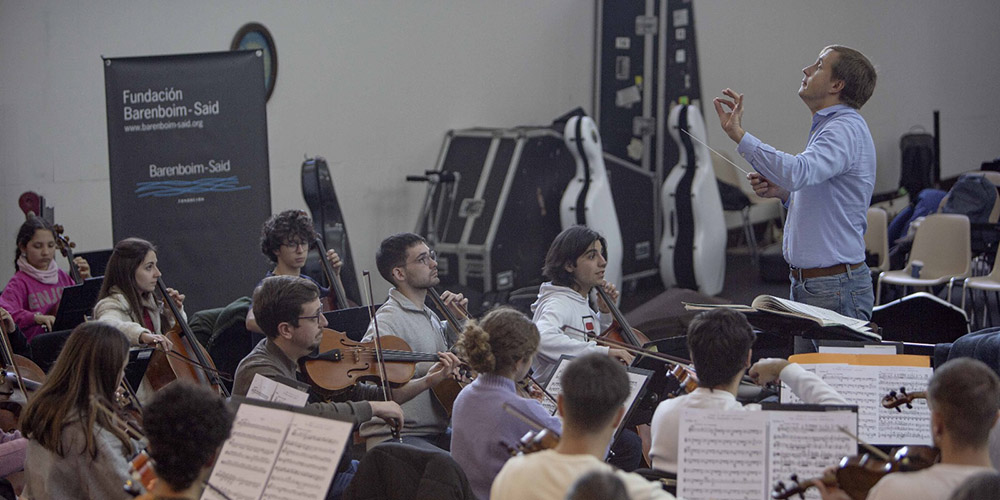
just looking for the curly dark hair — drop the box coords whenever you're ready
[143,381,233,490]
[260,210,317,264]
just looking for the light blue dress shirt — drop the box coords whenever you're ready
[737,104,876,269]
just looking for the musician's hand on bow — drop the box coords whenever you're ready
[325,249,343,274]
[749,358,791,386]
[370,401,405,429]
[0,308,15,333]
[596,280,619,314]
[165,287,185,310]
[33,314,55,332]
[440,290,469,319]
[139,331,174,351]
[608,348,635,366]
[73,256,92,279]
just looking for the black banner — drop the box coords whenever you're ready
[105,50,271,312]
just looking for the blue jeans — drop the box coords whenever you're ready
[790,263,874,321]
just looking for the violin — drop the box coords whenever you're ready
[91,391,154,496]
[594,285,650,350]
[882,387,926,412]
[144,279,231,398]
[516,372,558,408]
[772,445,940,500]
[299,328,445,395]
[52,224,83,285]
[501,402,560,456]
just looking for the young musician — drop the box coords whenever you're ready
[450,306,561,499]
[233,275,406,499]
[649,308,846,474]
[92,238,179,350]
[20,321,139,500]
[246,209,344,334]
[817,358,999,500]
[360,232,464,450]
[0,216,90,340]
[233,275,404,426]
[532,225,634,383]
[133,381,233,500]
[490,353,674,500]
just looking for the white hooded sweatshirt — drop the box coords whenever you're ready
[530,282,611,382]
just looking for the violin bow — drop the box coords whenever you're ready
[838,425,890,461]
[363,271,402,442]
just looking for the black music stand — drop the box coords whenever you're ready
[124,347,155,392]
[52,277,103,331]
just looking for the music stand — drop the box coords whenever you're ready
[124,347,155,392]
[52,277,103,331]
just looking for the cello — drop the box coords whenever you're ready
[144,279,230,398]
[0,318,46,430]
[312,233,352,311]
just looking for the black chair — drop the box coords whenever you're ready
[29,329,73,373]
[343,442,475,500]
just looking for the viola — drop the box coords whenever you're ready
[516,372,558,408]
[145,279,231,398]
[771,445,940,499]
[501,402,561,456]
[300,328,445,394]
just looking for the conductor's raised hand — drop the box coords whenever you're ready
[713,88,746,144]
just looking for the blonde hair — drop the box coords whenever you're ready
[455,307,539,375]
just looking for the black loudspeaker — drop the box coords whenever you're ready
[872,292,969,344]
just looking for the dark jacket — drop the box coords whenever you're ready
[343,443,475,500]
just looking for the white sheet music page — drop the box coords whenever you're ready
[677,409,767,500]
[768,411,857,500]
[246,373,309,408]
[781,364,931,445]
[201,403,353,500]
[203,404,290,500]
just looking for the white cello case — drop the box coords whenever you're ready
[560,115,624,294]
[659,104,726,295]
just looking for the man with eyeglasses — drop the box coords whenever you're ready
[246,209,345,333]
[359,232,465,452]
[233,275,406,498]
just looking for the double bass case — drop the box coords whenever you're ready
[659,104,726,295]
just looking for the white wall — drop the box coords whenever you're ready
[695,0,1000,195]
[0,0,594,298]
[2,0,999,303]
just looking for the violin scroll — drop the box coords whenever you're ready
[882,387,927,412]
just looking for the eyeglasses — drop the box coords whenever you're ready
[282,240,309,250]
[408,250,438,267]
[298,310,326,323]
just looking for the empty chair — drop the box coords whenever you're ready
[962,258,1000,328]
[865,207,890,274]
[876,213,971,305]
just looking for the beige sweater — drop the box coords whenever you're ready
[92,287,185,345]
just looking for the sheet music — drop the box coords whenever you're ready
[201,403,352,500]
[677,409,768,500]
[247,373,310,407]
[767,411,857,500]
[781,364,931,445]
[541,357,648,421]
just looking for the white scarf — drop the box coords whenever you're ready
[17,256,59,285]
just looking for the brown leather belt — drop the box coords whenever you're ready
[790,262,864,280]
